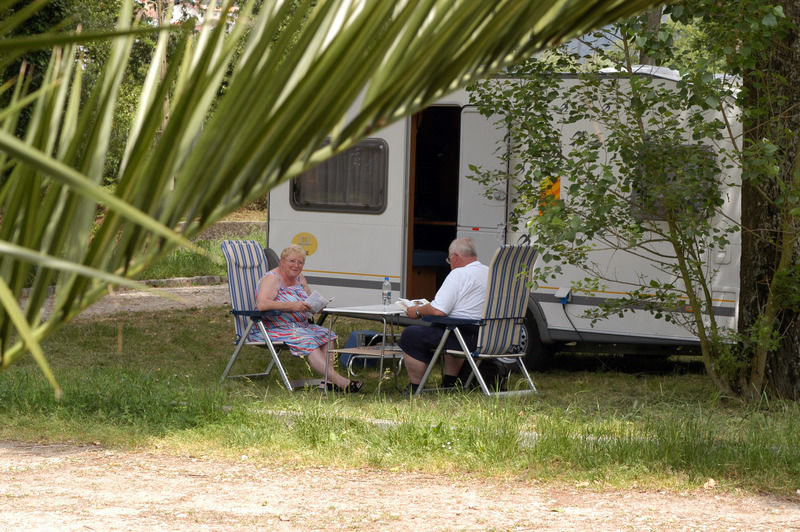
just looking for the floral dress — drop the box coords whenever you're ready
[248,271,336,356]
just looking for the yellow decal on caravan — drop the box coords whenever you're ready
[538,176,561,215]
[543,176,561,200]
[292,232,318,255]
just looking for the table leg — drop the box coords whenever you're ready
[323,315,338,397]
[389,315,401,390]
[376,316,387,393]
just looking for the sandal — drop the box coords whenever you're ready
[346,380,363,393]
[319,380,363,393]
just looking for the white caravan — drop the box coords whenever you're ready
[267,70,741,367]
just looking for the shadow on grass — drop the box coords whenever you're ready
[547,352,706,375]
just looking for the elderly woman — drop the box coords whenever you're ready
[253,244,361,393]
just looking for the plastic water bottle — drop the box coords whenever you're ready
[381,277,392,306]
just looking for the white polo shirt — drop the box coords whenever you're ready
[430,260,489,319]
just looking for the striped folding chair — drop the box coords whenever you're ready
[416,245,538,397]
[220,240,307,391]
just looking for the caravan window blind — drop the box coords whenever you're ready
[290,138,388,214]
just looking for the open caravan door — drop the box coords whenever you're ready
[456,106,508,263]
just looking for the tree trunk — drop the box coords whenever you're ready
[638,8,663,65]
[740,0,800,400]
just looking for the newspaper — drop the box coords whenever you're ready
[304,290,332,314]
[394,298,430,310]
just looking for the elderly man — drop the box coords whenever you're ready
[399,237,488,393]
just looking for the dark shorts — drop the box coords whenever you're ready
[398,324,479,363]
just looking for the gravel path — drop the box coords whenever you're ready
[77,282,230,319]
[28,279,231,320]
[2,441,799,531]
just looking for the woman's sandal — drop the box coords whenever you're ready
[345,380,363,393]
[320,380,363,393]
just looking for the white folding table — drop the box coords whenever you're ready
[322,304,405,393]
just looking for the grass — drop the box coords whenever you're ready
[1,307,799,496]
[133,227,266,281]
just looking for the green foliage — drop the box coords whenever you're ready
[133,228,265,280]
[670,1,800,400]
[666,2,788,75]
[663,1,796,224]
[468,15,746,393]
[133,238,226,280]
[470,1,800,400]
[470,53,738,306]
[0,0,71,134]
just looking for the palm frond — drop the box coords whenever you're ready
[0,0,667,383]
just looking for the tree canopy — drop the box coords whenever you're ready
[468,1,800,401]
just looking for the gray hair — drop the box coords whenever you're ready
[280,244,307,260]
[448,237,477,258]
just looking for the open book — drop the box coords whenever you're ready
[394,298,429,310]
[304,290,333,314]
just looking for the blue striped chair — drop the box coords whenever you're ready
[417,245,538,396]
[220,240,313,391]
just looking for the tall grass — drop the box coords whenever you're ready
[134,228,266,280]
[1,308,798,495]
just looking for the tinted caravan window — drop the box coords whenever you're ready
[290,138,388,214]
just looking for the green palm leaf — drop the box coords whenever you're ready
[0,0,667,385]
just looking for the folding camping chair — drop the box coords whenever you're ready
[416,245,539,397]
[220,240,321,391]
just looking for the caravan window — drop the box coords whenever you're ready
[629,142,720,221]
[290,138,388,214]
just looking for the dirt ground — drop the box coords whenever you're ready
[2,440,799,531]
[8,284,800,531]
[75,282,232,320]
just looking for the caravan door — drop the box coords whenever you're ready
[456,106,508,263]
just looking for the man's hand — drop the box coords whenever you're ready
[405,305,422,319]
[406,304,446,319]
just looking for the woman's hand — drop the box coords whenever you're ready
[288,300,311,313]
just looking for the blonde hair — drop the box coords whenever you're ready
[280,244,307,261]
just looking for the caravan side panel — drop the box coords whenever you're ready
[268,120,408,306]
